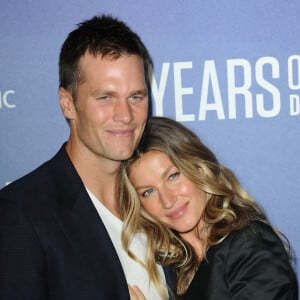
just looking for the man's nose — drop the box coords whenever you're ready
[113,99,133,124]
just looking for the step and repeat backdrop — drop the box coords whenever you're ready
[1,0,299,283]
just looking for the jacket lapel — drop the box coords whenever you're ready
[49,145,175,299]
[49,145,130,298]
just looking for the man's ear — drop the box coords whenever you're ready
[59,87,75,120]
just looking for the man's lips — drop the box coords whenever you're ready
[107,128,134,137]
[166,202,189,219]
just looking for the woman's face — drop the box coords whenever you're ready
[129,150,207,237]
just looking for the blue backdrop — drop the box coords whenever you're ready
[1,0,299,286]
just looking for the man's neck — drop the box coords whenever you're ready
[65,141,122,217]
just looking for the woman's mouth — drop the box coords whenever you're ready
[166,202,189,219]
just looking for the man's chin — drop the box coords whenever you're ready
[110,149,135,162]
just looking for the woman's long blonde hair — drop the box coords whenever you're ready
[119,116,270,298]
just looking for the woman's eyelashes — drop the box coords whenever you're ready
[141,188,154,198]
[139,171,180,198]
[168,172,180,181]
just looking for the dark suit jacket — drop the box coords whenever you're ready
[182,221,298,300]
[0,144,174,300]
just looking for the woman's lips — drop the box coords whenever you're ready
[166,202,189,219]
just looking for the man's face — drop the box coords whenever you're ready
[63,52,148,163]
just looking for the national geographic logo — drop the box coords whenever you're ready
[0,89,16,109]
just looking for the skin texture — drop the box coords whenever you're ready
[128,285,146,300]
[60,53,148,164]
[59,53,149,216]
[129,150,207,250]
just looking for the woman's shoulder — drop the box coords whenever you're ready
[217,220,292,265]
[228,220,283,247]
[201,221,298,300]
[208,220,288,260]
[233,220,278,239]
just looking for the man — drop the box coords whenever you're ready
[0,15,173,299]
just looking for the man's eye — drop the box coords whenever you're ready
[129,95,143,102]
[97,96,110,101]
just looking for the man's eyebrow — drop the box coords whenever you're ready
[90,89,115,96]
[91,88,148,96]
[130,88,148,95]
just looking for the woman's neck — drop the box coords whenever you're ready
[180,227,208,261]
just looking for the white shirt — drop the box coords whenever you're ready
[87,188,167,300]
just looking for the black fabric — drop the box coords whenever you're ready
[0,144,174,299]
[182,221,298,300]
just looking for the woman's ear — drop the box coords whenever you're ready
[197,166,204,174]
[59,87,76,120]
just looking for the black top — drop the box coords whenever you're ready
[182,221,298,300]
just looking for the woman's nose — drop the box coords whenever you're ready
[160,189,175,209]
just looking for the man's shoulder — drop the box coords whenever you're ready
[0,143,87,226]
[0,144,69,198]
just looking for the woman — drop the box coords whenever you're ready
[120,116,298,299]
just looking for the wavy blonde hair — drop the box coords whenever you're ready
[119,116,270,298]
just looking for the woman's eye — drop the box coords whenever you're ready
[169,172,179,181]
[141,188,153,197]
